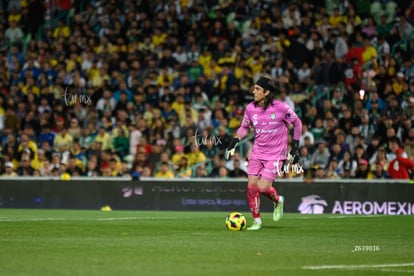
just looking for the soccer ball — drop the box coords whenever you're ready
[225,212,247,231]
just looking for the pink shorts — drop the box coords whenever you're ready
[247,159,285,182]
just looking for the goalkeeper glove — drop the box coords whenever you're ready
[224,137,240,160]
[288,140,300,164]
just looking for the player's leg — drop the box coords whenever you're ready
[259,160,284,222]
[246,159,262,230]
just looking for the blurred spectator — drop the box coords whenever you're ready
[65,154,84,176]
[362,16,377,38]
[68,118,82,139]
[228,159,248,178]
[1,161,17,177]
[396,15,413,37]
[112,127,129,159]
[96,89,116,116]
[200,135,219,159]
[175,156,192,178]
[187,144,207,166]
[100,164,111,177]
[108,157,122,177]
[0,0,411,180]
[17,152,34,176]
[53,19,70,39]
[388,147,414,179]
[365,134,379,156]
[368,161,388,179]
[114,81,133,103]
[50,152,61,171]
[371,146,390,170]
[375,35,390,66]
[153,152,175,176]
[386,136,405,161]
[329,142,344,163]
[403,128,414,159]
[147,144,162,167]
[345,126,361,152]
[171,144,186,168]
[128,121,142,157]
[359,110,376,140]
[278,84,295,111]
[338,150,358,177]
[217,166,229,178]
[38,152,51,176]
[94,126,112,151]
[53,128,73,152]
[136,136,151,155]
[310,118,325,141]
[50,167,60,177]
[353,144,369,164]
[17,133,36,161]
[397,117,412,143]
[84,157,100,177]
[140,166,152,177]
[216,125,231,151]
[79,125,95,150]
[325,157,341,179]
[354,159,370,179]
[299,145,312,178]
[194,165,208,178]
[312,165,326,179]
[225,152,247,173]
[310,139,330,169]
[154,162,175,179]
[5,19,24,46]
[0,31,10,54]
[70,138,86,162]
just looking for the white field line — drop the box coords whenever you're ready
[377,269,414,273]
[0,216,190,222]
[96,217,183,221]
[303,262,414,270]
[0,217,66,222]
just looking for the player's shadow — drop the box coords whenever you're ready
[263,225,296,230]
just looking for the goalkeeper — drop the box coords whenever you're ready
[225,74,302,230]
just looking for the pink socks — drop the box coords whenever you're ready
[259,186,280,203]
[247,184,260,218]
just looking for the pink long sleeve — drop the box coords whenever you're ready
[234,100,303,161]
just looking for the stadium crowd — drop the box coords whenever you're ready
[0,0,413,180]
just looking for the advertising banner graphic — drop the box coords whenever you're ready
[0,179,413,215]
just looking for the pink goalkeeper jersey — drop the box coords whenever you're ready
[236,99,302,161]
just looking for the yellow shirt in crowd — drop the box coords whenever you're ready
[154,171,175,178]
[53,133,73,151]
[94,133,112,150]
[53,26,71,38]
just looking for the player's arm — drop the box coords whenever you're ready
[225,109,251,160]
[284,106,302,164]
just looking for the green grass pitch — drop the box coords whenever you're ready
[0,209,413,275]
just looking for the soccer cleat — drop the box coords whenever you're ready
[273,195,284,222]
[247,222,262,231]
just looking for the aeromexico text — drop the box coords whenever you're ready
[331,201,414,215]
